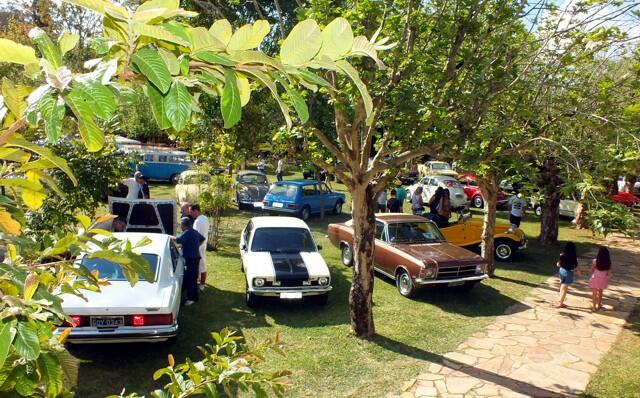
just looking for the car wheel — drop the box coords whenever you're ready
[246,284,259,308]
[473,195,484,208]
[396,269,416,298]
[314,293,329,306]
[495,239,515,261]
[300,206,311,221]
[535,206,542,217]
[333,201,343,215]
[341,244,353,267]
[170,174,180,184]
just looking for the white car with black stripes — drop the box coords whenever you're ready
[239,216,332,307]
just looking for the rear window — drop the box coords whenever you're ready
[269,184,298,199]
[81,253,159,281]
[431,163,450,170]
[239,174,267,184]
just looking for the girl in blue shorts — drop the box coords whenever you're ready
[557,242,581,308]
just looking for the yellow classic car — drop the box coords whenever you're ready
[439,216,527,261]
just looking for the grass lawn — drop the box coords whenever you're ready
[70,171,599,397]
[583,306,640,398]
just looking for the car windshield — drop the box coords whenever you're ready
[183,174,210,184]
[387,222,445,244]
[251,227,316,253]
[81,253,159,281]
[442,180,462,189]
[431,163,450,170]
[239,174,267,184]
[268,184,298,199]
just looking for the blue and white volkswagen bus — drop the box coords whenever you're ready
[120,144,193,184]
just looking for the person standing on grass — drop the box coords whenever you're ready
[123,171,144,200]
[411,186,425,216]
[174,217,205,306]
[508,192,527,227]
[276,155,285,181]
[394,179,407,205]
[589,246,612,311]
[137,175,150,199]
[190,204,210,291]
[257,155,266,173]
[377,189,387,212]
[387,189,402,213]
[557,241,580,308]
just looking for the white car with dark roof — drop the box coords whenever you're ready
[240,217,332,307]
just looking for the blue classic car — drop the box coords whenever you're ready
[263,180,346,220]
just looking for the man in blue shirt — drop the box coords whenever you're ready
[175,217,205,306]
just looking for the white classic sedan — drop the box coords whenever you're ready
[58,233,183,343]
[240,217,332,307]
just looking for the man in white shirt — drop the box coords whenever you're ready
[190,204,210,291]
[276,156,285,181]
[508,193,527,227]
[123,171,145,200]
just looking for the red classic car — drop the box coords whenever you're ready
[458,174,507,209]
[328,214,488,297]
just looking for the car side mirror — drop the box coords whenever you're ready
[316,244,323,250]
[241,244,247,251]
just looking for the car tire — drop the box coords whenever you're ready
[495,239,516,261]
[333,201,343,215]
[341,244,353,267]
[300,206,311,221]
[170,174,180,185]
[395,269,416,298]
[472,195,484,208]
[314,293,329,306]
[246,285,259,308]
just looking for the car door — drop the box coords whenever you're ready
[301,184,321,213]
[169,241,183,315]
[318,183,334,211]
[373,221,394,275]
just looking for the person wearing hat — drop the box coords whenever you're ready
[394,179,407,207]
[174,217,205,306]
[123,171,145,200]
[137,175,150,199]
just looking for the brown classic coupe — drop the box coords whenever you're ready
[328,214,488,297]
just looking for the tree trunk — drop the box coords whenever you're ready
[574,202,588,229]
[538,158,561,245]
[349,184,376,338]
[478,174,498,276]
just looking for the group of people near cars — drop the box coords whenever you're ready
[176,203,210,306]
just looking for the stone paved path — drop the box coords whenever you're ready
[392,234,640,398]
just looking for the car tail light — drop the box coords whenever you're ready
[287,204,298,209]
[63,315,83,327]
[132,314,173,326]
[263,200,269,206]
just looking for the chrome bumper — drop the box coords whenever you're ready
[251,286,332,297]
[56,324,178,344]
[262,206,298,214]
[415,274,488,285]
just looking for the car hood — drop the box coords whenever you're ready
[244,251,330,280]
[393,242,484,266]
[60,281,172,314]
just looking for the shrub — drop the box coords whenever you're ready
[198,174,234,250]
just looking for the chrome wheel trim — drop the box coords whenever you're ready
[341,245,352,265]
[398,272,412,296]
[495,243,512,260]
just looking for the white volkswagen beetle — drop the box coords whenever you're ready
[240,217,332,307]
[58,233,183,343]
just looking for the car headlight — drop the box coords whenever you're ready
[475,264,486,274]
[318,277,329,286]
[253,278,265,287]
[420,263,437,278]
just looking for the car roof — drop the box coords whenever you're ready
[238,171,266,176]
[179,170,207,177]
[110,232,171,253]
[374,213,431,223]
[272,179,319,186]
[250,216,310,229]
[430,174,458,181]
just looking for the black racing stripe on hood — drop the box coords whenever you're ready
[271,253,309,281]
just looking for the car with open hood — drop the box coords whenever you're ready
[328,214,487,297]
[234,171,270,210]
[57,232,183,343]
[240,217,332,307]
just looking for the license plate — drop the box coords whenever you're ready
[91,316,124,328]
[253,202,264,208]
[280,292,303,299]
[272,202,284,208]
[448,281,464,287]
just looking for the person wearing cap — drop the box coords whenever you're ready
[174,217,205,306]
[137,175,150,199]
[123,171,145,200]
[394,179,407,207]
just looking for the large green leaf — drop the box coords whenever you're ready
[37,352,63,398]
[318,17,353,60]
[15,321,40,361]
[0,38,38,65]
[6,135,77,185]
[193,51,235,66]
[209,19,232,46]
[228,50,283,71]
[28,28,62,69]
[72,78,117,120]
[164,81,191,131]
[132,23,190,47]
[280,19,322,66]
[227,20,270,51]
[1,78,31,118]
[132,47,172,94]
[336,59,373,123]
[282,83,308,123]
[241,69,291,129]
[0,320,17,368]
[63,89,105,152]
[58,31,79,56]
[221,68,241,128]
[61,0,128,16]
[137,0,178,12]
[38,94,65,142]
[144,82,171,129]
[188,27,225,53]
[158,48,180,75]
[349,36,385,69]
[162,21,192,46]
